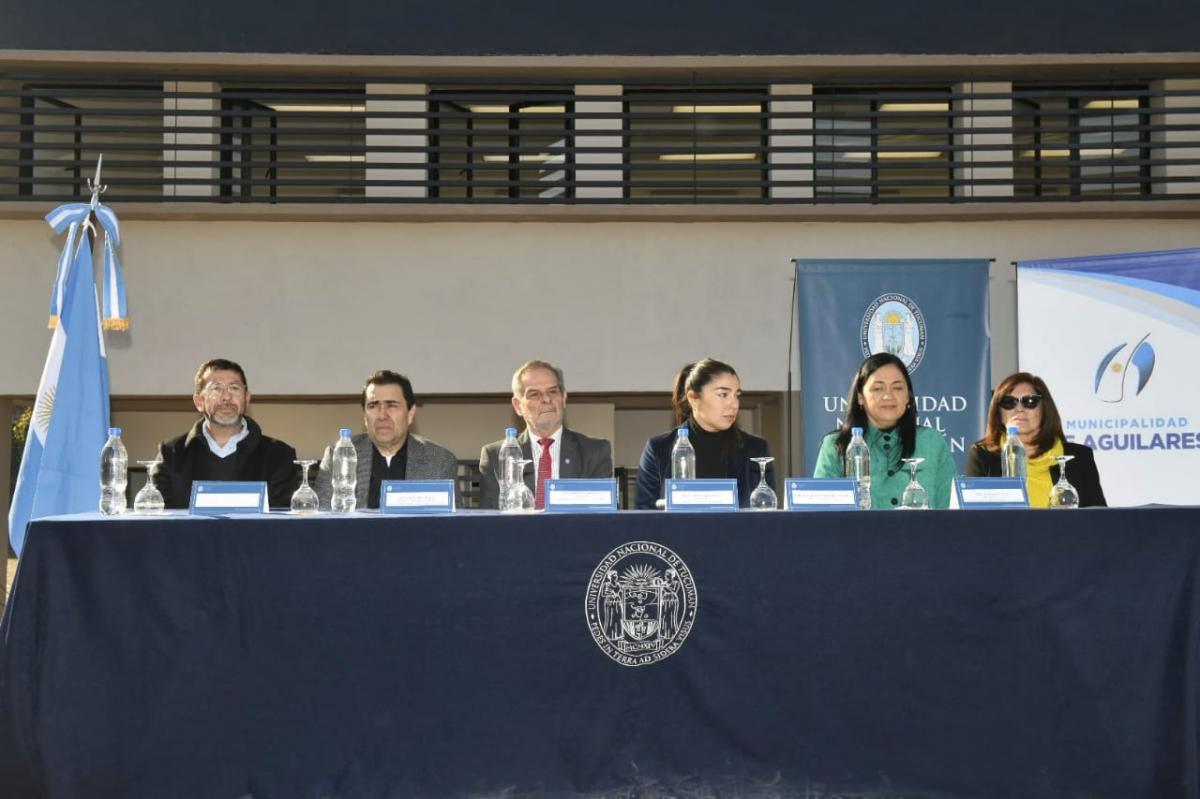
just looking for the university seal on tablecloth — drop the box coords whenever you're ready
[585,541,698,667]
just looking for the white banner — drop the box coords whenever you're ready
[1017,249,1200,506]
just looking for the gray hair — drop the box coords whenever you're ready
[511,359,565,397]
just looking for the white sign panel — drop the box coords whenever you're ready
[1017,250,1200,506]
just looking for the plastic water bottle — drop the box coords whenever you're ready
[1002,425,1028,480]
[497,427,522,510]
[671,427,696,479]
[99,427,128,515]
[330,428,357,513]
[844,426,872,510]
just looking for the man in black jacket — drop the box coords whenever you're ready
[153,358,299,509]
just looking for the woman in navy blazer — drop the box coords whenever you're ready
[636,358,775,509]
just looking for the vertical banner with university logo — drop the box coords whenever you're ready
[1017,248,1200,506]
[795,259,992,475]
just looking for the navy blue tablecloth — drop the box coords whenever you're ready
[2,507,1198,798]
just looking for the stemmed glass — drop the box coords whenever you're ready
[1048,454,1080,509]
[899,457,929,509]
[290,459,319,514]
[502,458,535,513]
[748,457,777,510]
[132,459,165,513]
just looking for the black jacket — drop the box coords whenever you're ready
[154,417,300,509]
[636,426,775,509]
[964,440,1107,508]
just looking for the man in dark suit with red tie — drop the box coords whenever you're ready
[478,359,612,509]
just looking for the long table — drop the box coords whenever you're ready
[2,507,1198,799]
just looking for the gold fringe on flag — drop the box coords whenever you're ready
[48,315,59,329]
[102,318,129,332]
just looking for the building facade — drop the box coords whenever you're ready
[2,0,1198,523]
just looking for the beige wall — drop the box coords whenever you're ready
[1,217,1197,398]
[110,400,619,466]
[3,214,1197,540]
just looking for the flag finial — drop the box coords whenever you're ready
[86,155,106,210]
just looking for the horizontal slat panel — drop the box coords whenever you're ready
[1,73,1199,203]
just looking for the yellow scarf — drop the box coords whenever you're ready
[1007,436,1064,509]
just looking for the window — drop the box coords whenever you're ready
[624,88,766,200]
[18,83,163,199]
[429,88,573,200]
[1013,86,1149,197]
[814,88,953,200]
[1,73,1193,205]
[219,85,366,200]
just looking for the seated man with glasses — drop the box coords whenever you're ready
[153,358,300,509]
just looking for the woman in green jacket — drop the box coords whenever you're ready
[813,352,957,509]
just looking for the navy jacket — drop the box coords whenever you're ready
[636,426,775,509]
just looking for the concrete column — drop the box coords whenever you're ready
[953,81,1014,199]
[366,83,427,199]
[574,85,623,200]
[162,81,219,198]
[1150,79,1200,195]
[769,84,813,200]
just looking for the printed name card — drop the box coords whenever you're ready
[381,480,455,514]
[665,479,739,512]
[954,477,1029,509]
[545,479,618,512]
[783,478,861,511]
[189,481,269,515]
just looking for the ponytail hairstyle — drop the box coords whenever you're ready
[671,362,697,426]
[671,357,744,457]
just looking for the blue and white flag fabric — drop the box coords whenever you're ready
[794,259,992,475]
[8,205,112,555]
[1017,248,1200,506]
[45,200,126,331]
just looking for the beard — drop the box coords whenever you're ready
[528,408,562,435]
[206,408,244,428]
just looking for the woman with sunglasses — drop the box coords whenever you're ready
[966,372,1107,507]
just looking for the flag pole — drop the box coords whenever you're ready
[81,155,105,254]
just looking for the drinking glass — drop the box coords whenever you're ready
[748,457,777,510]
[290,459,320,514]
[132,459,165,513]
[899,457,929,510]
[502,458,535,512]
[1048,454,1079,509]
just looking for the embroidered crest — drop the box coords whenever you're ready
[585,541,698,667]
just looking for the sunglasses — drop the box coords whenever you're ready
[998,394,1042,411]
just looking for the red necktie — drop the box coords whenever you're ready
[535,437,553,510]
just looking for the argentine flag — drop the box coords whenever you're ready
[8,211,111,555]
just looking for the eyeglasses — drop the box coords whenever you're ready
[202,383,246,398]
[998,394,1042,411]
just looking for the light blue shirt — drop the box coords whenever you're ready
[201,419,249,459]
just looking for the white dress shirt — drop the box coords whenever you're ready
[529,426,562,484]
